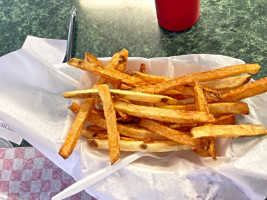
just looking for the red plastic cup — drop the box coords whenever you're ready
[155,0,200,31]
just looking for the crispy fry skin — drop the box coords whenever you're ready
[221,77,267,102]
[139,119,208,149]
[132,63,261,94]
[191,124,267,138]
[88,139,193,152]
[68,58,148,88]
[214,114,236,125]
[203,88,222,103]
[113,100,215,124]
[209,103,249,115]
[96,84,120,164]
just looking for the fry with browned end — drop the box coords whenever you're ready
[221,77,267,102]
[191,124,267,138]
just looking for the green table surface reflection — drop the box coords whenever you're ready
[0,0,266,147]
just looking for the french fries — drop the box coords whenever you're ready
[113,100,215,124]
[96,84,120,165]
[158,102,249,115]
[68,58,148,88]
[201,75,251,90]
[59,49,267,165]
[88,139,193,152]
[132,63,260,94]
[191,125,267,138]
[221,77,267,102]
[139,119,208,149]
[63,88,182,105]
[59,49,128,159]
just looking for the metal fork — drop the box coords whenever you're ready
[52,152,165,200]
[65,6,76,62]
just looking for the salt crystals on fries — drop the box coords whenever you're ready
[59,49,267,165]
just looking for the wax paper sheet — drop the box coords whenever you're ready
[0,36,266,200]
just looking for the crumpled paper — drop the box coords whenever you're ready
[0,36,266,200]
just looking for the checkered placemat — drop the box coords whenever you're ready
[0,147,96,200]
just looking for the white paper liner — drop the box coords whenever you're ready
[0,37,266,200]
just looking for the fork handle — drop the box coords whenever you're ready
[65,6,76,62]
[52,152,145,200]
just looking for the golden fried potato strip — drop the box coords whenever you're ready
[139,119,208,149]
[96,84,120,164]
[158,102,249,115]
[63,88,182,105]
[201,75,251,90]
[193,79,216,159]
[214,114,236,125]
[88,139,193,152]
[113,100,215,124]
[194,79,209,113]
[68,58,148,88]
[221,77,267,102]
[59,98,96,159]
[132,63,261,94]
[191,124,267,138]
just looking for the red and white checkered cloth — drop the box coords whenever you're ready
[0,147,96,200]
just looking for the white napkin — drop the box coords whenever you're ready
[0,36,266,200]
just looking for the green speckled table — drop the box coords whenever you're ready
[0,0,266,148]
